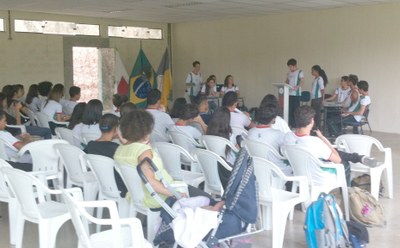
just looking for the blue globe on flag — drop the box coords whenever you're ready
[133,74,152,99]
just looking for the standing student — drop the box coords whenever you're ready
[285,58,304,128]
[185,61,202,102]
[310,65,327,130]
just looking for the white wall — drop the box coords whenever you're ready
[172,3,400,134]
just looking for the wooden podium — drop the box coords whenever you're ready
[273,83,293,123]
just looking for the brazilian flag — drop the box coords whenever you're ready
[129,49,157,108]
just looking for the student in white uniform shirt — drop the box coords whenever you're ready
[37,81,53,108]
[220,75,240,96]
[62,86,81,116]
[285,58,304,127]
[25,84,41,113]
[173,103,207,140]
[259,94,291,133]
[41,88,70,122]
[325,76,352,107]
[310,65,328,130]
[185,60,202,102]
[146,89,174,142]
[247,105,292,176]
[72,99,102,139]
[222,91,254,135]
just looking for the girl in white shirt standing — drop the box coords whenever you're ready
[310,65,328,130]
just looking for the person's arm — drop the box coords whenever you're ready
[342,104,366,117]
[315,130,341,164]
[193,115,208,133]
[55,113,63,122]
[350,90,358,103]
[321,89,325,101]
[325,93,338,102]
[13,102,23,125]
[13,133,32,150]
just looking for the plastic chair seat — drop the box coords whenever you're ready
[38,201,69,219]
[90,227,134,248]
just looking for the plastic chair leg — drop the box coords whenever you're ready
[8,198,17,245]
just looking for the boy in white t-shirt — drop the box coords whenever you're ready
[62,86,81,116]
[283,105,379,185]
[185,61,202,101]
[222,92,254,134]
[285,58,304,128]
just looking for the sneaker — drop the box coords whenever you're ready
[361,156,381,167]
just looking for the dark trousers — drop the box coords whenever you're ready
[311,98,323,130]
[289,96,300,127]
[337,150,363,185]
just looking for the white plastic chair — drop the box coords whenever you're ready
[35,112,52,128]
[62,189,151,248]
[115,162,160,243]
[24,108,39,126]
[150,128,170,143]
[282,145,349,221]
[1,167,75,248]
[169,130,204,154]
[153,142,204,187]
[81,132,101,145]
[201,134,239,160]
[54,144,98,201]
[335,134,393,200]
[18,139,69,186]
[231,125,249,139]
[253,157,308,248]
[192,148,232,196]
[0,159,18,245]
[6,124,27,134]
[83,154,130,231]
[55,127,82,148]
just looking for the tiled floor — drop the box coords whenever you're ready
[0,131,398,247]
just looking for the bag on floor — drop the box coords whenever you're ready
[351,174,384,195]
[304,193,350,248]
[346,220,369,248]
[349,186,386,227]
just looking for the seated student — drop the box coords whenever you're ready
[146,89,174,142]
[173,103,207,138]
[325,76,352,107]
[110,94,128,117]
[170,97,187,120]
[259,94,291,133]
[25,84,41,113]
[283,105,379,185]
[86,114,127,197]
[41,87,70,122]
[201,76,219,113]
[73,99,102,139]
[193,95,212,125]
[37,81,53,107]
[220,75,240,96]
[62,86,81,116]
[0,109,32,170]
[68,102,87,130]
[247,104,292,176]
[0,93,51,139]
[114,110,217,209]
[119,102,136,119]
[222,91,254,132]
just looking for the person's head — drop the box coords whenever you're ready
[222,91,238,108]
[112,94,129,110]
[14,84,24,98]
[206,107,232,140]
[68,102,87,130]
[192,61,200,73]
[193,95,209,113]
[26,84,39,104]
[99,113,119,137]
[2,85,12,95]
[224,75,234,87]
[311,65,328,87]
[170,97,187,119]
[294,105,315,129]
[5,85,19,107]
[0,92,7,109]
[53,83,65,97]
[256,105,277,125]
[146,89,161,107]
[206,76,216,87]
[357,80,369,94]
[119,102,137,119]
[47,88,63,102]
[340,76,349,88]
[0,109,7,130]
[209,75,217,82]
[82,99,103,125]
[38,81,53,97]
[120,109,154,143]
[179,103,199,121]
[69,86,81,100]
[287,58,298,72]
[259,94,278,109]
[348,74,359,87]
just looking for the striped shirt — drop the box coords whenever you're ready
[311,76,324,99]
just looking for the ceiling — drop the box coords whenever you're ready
[0,0,398,23]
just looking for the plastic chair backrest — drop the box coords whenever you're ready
[282,145,334,187]
[84,154,121,199]
[153,142,195,181]
[115,163,145,207]
[253,157,287,200]
[19,139,68,176]
[54,143,87,184]
[335,134,380,156]
[201,135,238,159]
[242,139,284,160]
[81,132,101,145]
[150,129,169,143]
[0,139,10,161]
[55,127,81,147]
[169,130,201,153]
[1,167,42,219]
[35,112,51,128]
[231,126,248,138]
[193,148,229,195]
[25,109,38,126]
[0,159,13,200]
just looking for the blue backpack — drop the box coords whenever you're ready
[305,193,350,248]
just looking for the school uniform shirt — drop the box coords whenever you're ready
[283,132,332,161]
[248,126,292,175]
[230,109,251,130]
[335,87,352,104]
[61,99,78,116]
[201,85,218,95]
[185,72,202,97]
[41,100,62,120]
[221,85,239,94]
[0,131,31,163]
[27,97,42,113]
[311,76,325,99]
[287,69,304,96]
[146,109,174,142]
[353,96,371,122]
[272,116,291,133]
[72,123,101,139]
[174,124,202,141]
